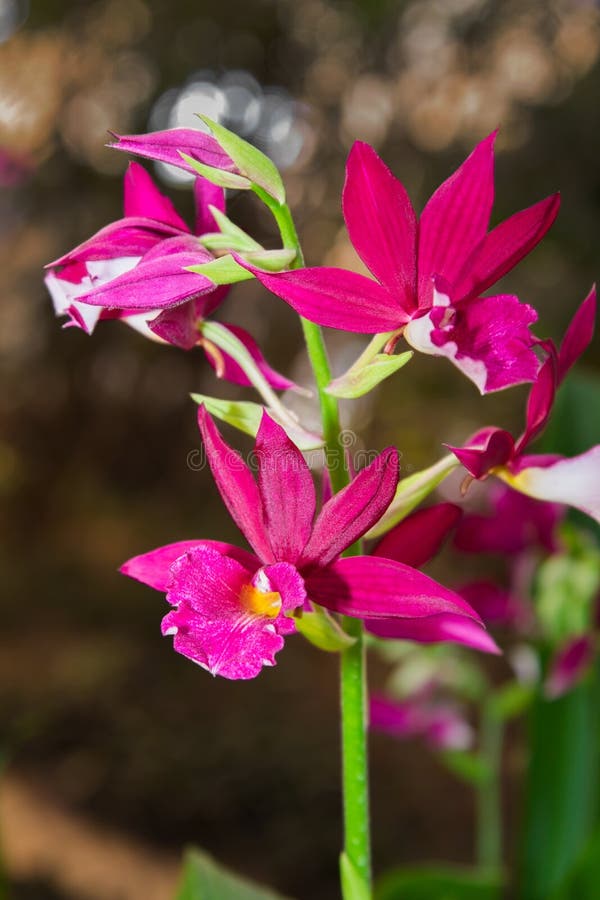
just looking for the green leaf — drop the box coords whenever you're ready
[366,455,460,539]
[550,827,600,899]
[176,847,292,900]
[190,394,322,452]
[327,351,413,399]
[295,607,356,652]
[441,750,492,787]
[187,254,254,285]
[180,152,252,190]
[376,865,502,900]
[190,394,263,437]
[489,682,535,721]
[535,551,600,643]
[209,206,263,250]
[198,115,286,204]
[520,673,600,899]
[340,852,371,900]
[189,250,296,285]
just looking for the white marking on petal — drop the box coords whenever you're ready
[505,447,600,524]
[163,625,178,636]
[254,568,271,593]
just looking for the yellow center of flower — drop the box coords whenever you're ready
[240,584,282,618]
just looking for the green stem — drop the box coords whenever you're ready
[258,186,372,895]
[477,703,503,871]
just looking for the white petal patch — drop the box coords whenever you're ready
[504,447,600,524]
[404,286,488,393]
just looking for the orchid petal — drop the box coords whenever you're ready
[455,484,564,555]
[109,128,236,173]
[49,217,181,266]
[557,286,597,384]
[454,193,560,301]
[162,546,303,679]
[406,284,539,393]
[545,635,595,699]
[194,177,225,235]
[515,356,557,453]
[448,427,515,479]
[501,447,600,524]
[343,141,417,310]
[120,539,260,591]
[418,132,496,301]
[76,241,215,311]
[366,612,500,654]
[373,503,461,568]
[300,448,399,567]
[123,162,188,231]
[255,412,316,563]
[306,555,482,621]
[235,259,405,333]
[197,406,273,560]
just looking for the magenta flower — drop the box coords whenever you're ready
[455,483,565,557]
[364,503,500,654]
[449,288,600,524]
[545,634,596,699]
[121,409,490,679]
[370,694,473,751]
[45,162,294,391]
[108,127,236,175]
[236,133,559,393]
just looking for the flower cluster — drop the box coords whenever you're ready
[45,120,598,681]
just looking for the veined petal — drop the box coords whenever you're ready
[405,284,539,393]
[454,193,560,301]
[235,259,405,333]
[255,412,316,563]
[109,128,236,173]
[447,427,515,479]
[123,162,189,231]
[194,177,225,235]
[212,323,303,393]
[197,406,273,561]
[306,555,483,621]
[342,141,417,309]
[120,539,260,591]
[557,286,597,384]
[162,546,303,680]
[76,245,215,310]
[515,357,556,453]
[418,131,496,302]
[500,447,600,524]
[49,217,182,266]
[300,448,399,568]
[372,503,461,568]
[366,612,500,654]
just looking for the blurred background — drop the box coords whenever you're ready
[1,0,599,897]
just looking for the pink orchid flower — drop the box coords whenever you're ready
[45,162,294,391]
[545,634,596,699]
[108,127,237,177]
[236,132,559,393]
[449,288,600,524]
[370,693,473,752]
[365,503,499,654]
[122,409,491,679]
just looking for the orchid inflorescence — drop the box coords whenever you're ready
[46,117,599,896]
